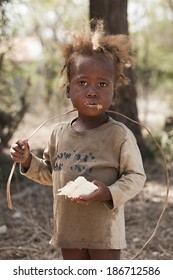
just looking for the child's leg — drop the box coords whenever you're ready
[88,249,121,260]
[61,248,90,260]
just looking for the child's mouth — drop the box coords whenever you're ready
[84,103,103,110]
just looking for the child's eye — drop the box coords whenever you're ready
[99,82,107,87]
[79,81,88,86]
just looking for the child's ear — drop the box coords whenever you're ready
[66,84,71,98]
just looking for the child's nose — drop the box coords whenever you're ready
[87,87,98,97]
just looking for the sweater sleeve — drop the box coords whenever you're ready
[105,131,146,210]
[20,124,61,186]
[20,148,53,186]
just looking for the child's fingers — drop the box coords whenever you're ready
[11,139,28,153]
[16,139,28,150]
[70,180,108,204]
[78,180,112,203]
[10,139,30,163]
[77,189,99,203]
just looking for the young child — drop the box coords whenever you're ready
[10,21,146,260]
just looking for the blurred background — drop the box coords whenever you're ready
[0,0,173,260]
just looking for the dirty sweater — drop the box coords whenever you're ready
[21,117,146,249]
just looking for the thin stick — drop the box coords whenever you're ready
[6,109,76,209]
[6,162,16,209]
[107,110,170,259]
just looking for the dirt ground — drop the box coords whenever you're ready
[0,100,173,260]
[0,161,172,260]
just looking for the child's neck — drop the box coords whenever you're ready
[72,114,109,132]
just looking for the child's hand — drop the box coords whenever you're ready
[10,139,31,169]
[74,180,112,205]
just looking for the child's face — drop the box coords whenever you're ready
[67,54,115,117]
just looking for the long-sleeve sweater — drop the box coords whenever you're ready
[21,117,146,249]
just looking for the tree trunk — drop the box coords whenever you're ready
[90,0,147,157]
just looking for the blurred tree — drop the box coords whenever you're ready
[90,0,147,156]
[0,1,30,152]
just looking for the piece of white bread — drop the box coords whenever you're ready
[57,176,98,198]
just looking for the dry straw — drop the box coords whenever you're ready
[6,109,170,259]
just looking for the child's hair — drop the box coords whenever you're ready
[61,20,132,92]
